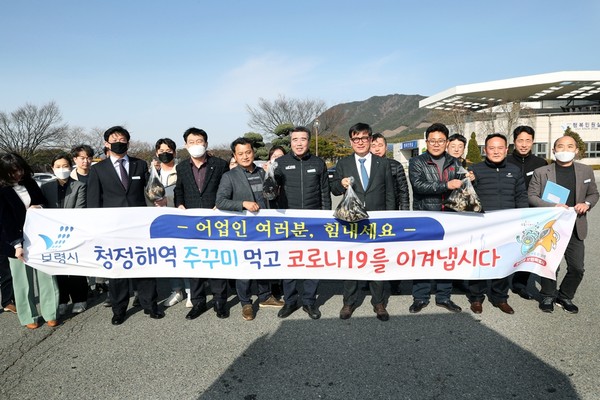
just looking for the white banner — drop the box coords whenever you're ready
[23,207,576,281]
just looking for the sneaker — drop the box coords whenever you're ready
[242,304,254,321]
[72,302,87,314]
[556,297,579,314]
[58,303,68,316]
[185,297,193,308]
[539,297,554,313]
[259,295,285,308]
[164,291,183,307]
[3,303,17,314]
[102,297,112,307]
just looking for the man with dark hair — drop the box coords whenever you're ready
[70,144,95,184]
[370,133,410,210]
[529,135,598,313]
[468,133,528,315]
[506,125,548,299]
[174,127,230,320]
[216,137,284,321]
[332,123,395,321]
[87,126,162,325]
[446,134,467,167]
[274,126,331,320]
[408,122,464,314]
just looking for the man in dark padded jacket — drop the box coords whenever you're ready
[468,133,528,315]
[274,126,331,320]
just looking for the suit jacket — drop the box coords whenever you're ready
[528,162,599,239]
[41,178,87,209]
[0,178,46,257]
[86,156,148,208]
[331,154,395,211]
[174,156,229,209]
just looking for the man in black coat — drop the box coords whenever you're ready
[331,123,395,321]
[468,133,528,315]
[506,126,547,299]
[87,126,162,325]
[174,127,230,320]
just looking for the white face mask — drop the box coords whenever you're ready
[53,168,71,180]
[554,151,576,163]
[188,144,206,158]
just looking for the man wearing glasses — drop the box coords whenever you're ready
[331,122,395,321]
[408,123,464,314]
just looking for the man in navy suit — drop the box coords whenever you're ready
[174,127,230,320]
[87,126,163,325]
[331,122,395,321]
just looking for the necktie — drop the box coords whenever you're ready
[359,158,369,190]
[118,159,129,190]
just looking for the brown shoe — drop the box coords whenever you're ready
[373,303,389,321]
[241,304,254,321]
[47,320,59,327]
[339,304,355,320]
[470,301,483,314]
[259,295,284,308]
[26,322,39,330]
[494,302,514,315]
[3,303,17,314]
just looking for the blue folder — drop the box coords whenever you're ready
[542,181,570,204]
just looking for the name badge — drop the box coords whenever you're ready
[584,179,591,183]
[307,168,316,173]
[132,176,141,180]
[526,171,534,176]
[285,165,296,170]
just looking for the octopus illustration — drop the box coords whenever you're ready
[517,219,560,255]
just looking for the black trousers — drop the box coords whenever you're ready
[282,279,319,306]
[0,254,14,307]
[343,280,385,306]
[540,231,585,300]
[110,278,158,316]
[57,275,88,304]
[189,278,228,306]
[467,277,510,304]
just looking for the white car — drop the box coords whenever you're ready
[33,173,57,187]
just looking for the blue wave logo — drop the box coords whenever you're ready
[39,225,75,250]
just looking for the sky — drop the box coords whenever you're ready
[1,0,599,149]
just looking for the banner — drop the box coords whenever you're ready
[23,207,576,281]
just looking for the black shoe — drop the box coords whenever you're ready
[556,297,579,314]
[111,314,125,325]
[185,303,207,320]
[277,304,299,318]
[214,303,229,319]
[539,297,554,313]
[513,288,534,300]
[436,300,462,313]
[144,309,165,319]
[302,305,321,320]
[409,300,428,314]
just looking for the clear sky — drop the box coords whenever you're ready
[1,0,599,149]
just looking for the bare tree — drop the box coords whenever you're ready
[60,126,106,156]
[430,107,470,136]
[246,95,327,137]
[0,101,68,160]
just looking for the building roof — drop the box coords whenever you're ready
[419,71,600,111]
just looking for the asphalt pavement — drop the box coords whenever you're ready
[1,172,599,400]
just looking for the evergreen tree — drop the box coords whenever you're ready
[563,127,587,159]
[466,132,482,163]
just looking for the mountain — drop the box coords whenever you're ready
[322,94,434,140]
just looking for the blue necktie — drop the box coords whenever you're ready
[359,158,369,190]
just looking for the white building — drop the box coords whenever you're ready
[394,71,600,165]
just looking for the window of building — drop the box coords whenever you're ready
[587,142,600,158]
[533,143,547,158]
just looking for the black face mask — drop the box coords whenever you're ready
[110,142,128,155]
[158,152,174,163]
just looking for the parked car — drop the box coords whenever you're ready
[33,173,56,187]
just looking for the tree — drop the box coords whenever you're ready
[466,132,482,164]
[563,127,587,159]
[243,132,265,150]
[0,101,68,161]
[246,95,327,137]
[60,126,106,156]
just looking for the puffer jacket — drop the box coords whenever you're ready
[389,159,410,210]
[409,152,462,211]
[470,158,528,211]
[274,152,331,210]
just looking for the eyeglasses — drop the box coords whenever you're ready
[350,136,371,144]
[427,139,447,145]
